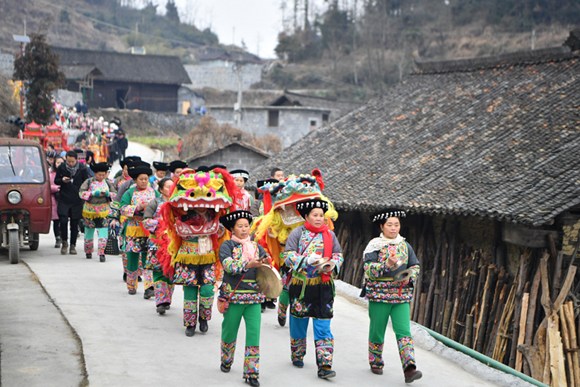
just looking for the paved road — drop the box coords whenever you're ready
[109,141,164,176]
[0,234,533,387]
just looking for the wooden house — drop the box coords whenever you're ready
[250,44,580,383]
[52,47,191,113]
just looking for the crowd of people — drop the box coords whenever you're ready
[47,102,129,165]
[45,153,423,386]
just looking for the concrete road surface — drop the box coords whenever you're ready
[109,141,164,177]
[0,234,534,387]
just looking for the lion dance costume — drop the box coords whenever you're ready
[252,170,337,327]
[156,167,239,336]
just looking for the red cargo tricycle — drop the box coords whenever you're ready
[0,138,52,263]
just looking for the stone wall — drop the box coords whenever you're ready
[561,212,580,258]
[184,62,262,91]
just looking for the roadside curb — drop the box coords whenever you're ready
[334,280,534,387]
[21,260,89,387]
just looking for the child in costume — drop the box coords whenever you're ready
[362,209,422,383]
[219,210,271,387]
[79,162,116,262]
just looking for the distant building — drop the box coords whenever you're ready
[206,90,360,148]
[185,140,269,172]
[0,49,13,77]
[184,47,263,92]
[52,47,191,113]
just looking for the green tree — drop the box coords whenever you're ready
[166,0,180,23]
[13,34,65,125]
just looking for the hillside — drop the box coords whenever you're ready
[0,0,577,133]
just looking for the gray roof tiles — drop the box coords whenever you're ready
[251,49,580,226]
[53,47,191,85]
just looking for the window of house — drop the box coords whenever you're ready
[310,119,317,128]
[268,110,279,127]
[322,113,329,122]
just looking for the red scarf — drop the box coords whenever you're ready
[304,221,333,282]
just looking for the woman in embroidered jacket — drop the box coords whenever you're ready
[120,162,159,295]
[219,210,271,387]
[362,209,422,383]
[143,177,175,309]
[79,162,116,262]
[284,198,343,379]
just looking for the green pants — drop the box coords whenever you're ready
[153,270,171,284]
[184,284,214,301]
[368,301,411,343]
[127,251,147,272]
[221,303,261,346]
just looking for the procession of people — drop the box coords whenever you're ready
[46,151,423,386]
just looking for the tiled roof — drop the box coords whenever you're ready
[186,140,270,163]
[52,47,191,85]
[250,48,580,226]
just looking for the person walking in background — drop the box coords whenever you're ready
[230,169,254,211]
[150,161,169,190]
[270,167,284,182]
[219,210,271,387]
[55,150,91,255]
[49,154,64,248]
[284,198,343,379]
[143,177,174,304]
[120,162,159,295]
[176,137,183,158]
[79,162,116,262]
[362,209,422,383]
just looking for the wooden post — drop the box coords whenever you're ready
[516,292,530,372]
[547,313,566,386]
[559,305,574,387]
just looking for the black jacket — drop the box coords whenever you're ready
[54,162,90,207]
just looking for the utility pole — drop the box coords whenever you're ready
[233,63,243,127]
[13,33,30,120]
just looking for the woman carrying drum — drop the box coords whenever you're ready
[219,210,272,387]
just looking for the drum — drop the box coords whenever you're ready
[394,268,414,282]
[256,264,283,298]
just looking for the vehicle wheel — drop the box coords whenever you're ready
[9,229,19,264]
[29,233,39,251]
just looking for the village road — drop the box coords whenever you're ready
[0,233,534,387]
[109,141,164,176]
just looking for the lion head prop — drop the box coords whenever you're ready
[155,168,240,280]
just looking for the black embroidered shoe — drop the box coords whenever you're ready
[404,366,422,383]
[199,319,208,333]
[245,377,260,387]
[317,367,336,379]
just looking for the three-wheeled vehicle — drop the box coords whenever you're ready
[0,138,52,263]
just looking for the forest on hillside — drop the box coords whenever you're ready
[0,0,578,100]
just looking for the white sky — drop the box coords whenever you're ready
[145,0,327,59]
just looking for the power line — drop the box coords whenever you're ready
[35,0,204,49]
